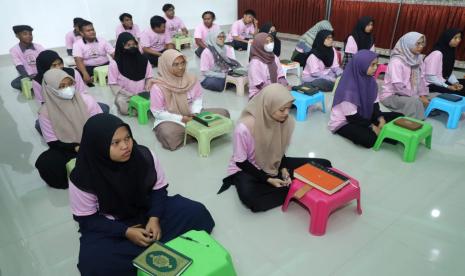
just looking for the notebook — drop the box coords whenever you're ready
[393,118,423,131]
[193,111,223,127]
[133,241,192,276]
[280,59,294,65]
[437,94,462,102]
[292,83,319,95]
[293,162,350,195]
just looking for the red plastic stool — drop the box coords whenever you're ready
[374,63,387,79]
[282,168,362,236]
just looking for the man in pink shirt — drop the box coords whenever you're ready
[139,16,174,67]
[227,9,258,51]
[73,20,115,86]
[65,17,84,56]
[194,11,220,57]
[9,25,44,90]
[115,13,141,41]
[162,3,188,38]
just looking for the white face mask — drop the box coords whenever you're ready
[52,86,76,100]
[264,42,274,53]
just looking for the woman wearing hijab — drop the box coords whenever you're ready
[200,30,241,91]
[69,113,215,276]
[343,16,375,67]
[292,20,334,67]
[150,49,230,150]
[35,69,102,189]
[248,33,287,99]
[259,22,281,57]
[302,30,342,92]
[424,28,465,96]
[380,32,437,120]
[109,32,153,115]
[329,50,402,148]
[218,84,332,212]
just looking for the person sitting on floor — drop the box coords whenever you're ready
[115,13,141,41]
[69,113,215,276]
[162,3,188,38]
[342,16,375,67]
[65,17,84,56]
[226,9,258,51]
[291,20,333,67]
[219,84,332,212]
[194,11,220,57]
[139,15,175,67]
[259,21,281,57]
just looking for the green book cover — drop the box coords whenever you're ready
[280,59,293,65]
[193,111,223,127]
[133,241,193,276]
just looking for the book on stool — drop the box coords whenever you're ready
[193,111,223,127]
[293,162,350,196]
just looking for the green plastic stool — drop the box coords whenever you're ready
[21,77,33,100]
[66,158,76,178]
[137,230,236,276]
[128,95,150,124]
[172,35,193,51]
[184,115,233,157]
[373,117,433,162]
[93,65,109,86]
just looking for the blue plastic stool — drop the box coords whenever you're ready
[291,90,325,121]
[424,95,465,129]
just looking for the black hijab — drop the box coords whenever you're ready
[432,28,462,79]
[311,30,335,67]
[70,113,157,220]
[34,50,75,84]
[114,32,148,81]
[259,22,281,57]
[351,16,374,50]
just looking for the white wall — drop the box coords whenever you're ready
[1,0,238,55]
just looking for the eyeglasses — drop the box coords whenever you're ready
[172,61,186,67]
[415,41,426,47]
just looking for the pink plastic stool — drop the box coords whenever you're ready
[281,168,362,236]
[374,63,387,79]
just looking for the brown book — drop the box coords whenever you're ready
[393,118,423,131]
[293,162,350,195]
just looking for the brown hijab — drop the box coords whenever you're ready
[153,49,197,116]
[239,84,295,175]
[40,68,90,143]
[250,33,278,83]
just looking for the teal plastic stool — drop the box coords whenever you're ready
[291,90,325,121]
[66,158,76,178]
[424,95,465,129]
[21,77,33,100]
[172,35,192,51]
[373,117,433,162]
[137,230,236,276]
[128,95,151,124]
[93,65,109,86]
[184,115,233,157]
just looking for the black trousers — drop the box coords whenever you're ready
[223,157,332,212]
[230,40,249,51]
[336,112,402,148]
[35,147,77,189]
[11,76,23,90]
[428,79,465,96]
[291,50,311,68]
[195,47,205,58]
[145,49,167,67]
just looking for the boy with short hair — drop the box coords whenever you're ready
[65,17,84,56]
[162,3,188,38]
[194,11,220,57]
[115,13,141,40]
[73,20,115,85]
[10,25,44,90]
[227,9,258,51]
[139,15,174,66]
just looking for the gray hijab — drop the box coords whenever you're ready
[205,29,241,76]
[299,20,333,50]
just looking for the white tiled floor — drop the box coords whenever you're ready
[1,40,465,276]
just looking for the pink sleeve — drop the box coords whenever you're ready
[150,85,167,112]
[338,101,358,116]
[231,21,240,37]
[107,60,119,85]
[145,62,153,79]
[74,70,88,94]
[65,32,74,49]
[33,80,43,103]
[419,62,429,96]
[103,40,115,55]
[39,112,58,142]
[307,54,323,74]
[275,56,285,79]
[164,33,172,45]
[178,18,186,29]
[194,25,203,39]
[389,59,406,84]
[134,25,141,38]
[73,41,83,58]
[226,46,236,59]
[9,47,22,66]
[139,32,150,48]
[81,94,103,116]
[231,123,252,163]
[424,51,443,77]
[69,181,99,216]
[200,49,214,72]
[248,60,266,87]
[345,36,358,54]
[150,151,168,190]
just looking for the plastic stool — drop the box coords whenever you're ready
[424,95,465,129]
[172,35,192,51]
[184,115,234,157]
[282,168,362,236]
[291,90,325,121]
[21,77,33,100]
[66,158,76,178]
[373,117,432,162]
[225,75,248,96]
[93,65,109,86]
[128,95,151,124]
[374,63,387,79]
[137,230,237,276]
[281,61,301,79]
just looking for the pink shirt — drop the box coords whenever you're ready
[227,19,255,41]
[199,46,236,74]
[344,35,375,54]
[108,59,152,94]
[39,94,102,143]
[139,29,172,52]
[424,50,445,84]
[302,48,341,82]
[227,123,259,176]
[164,16,186,38]
[115,24,141,40]
[9,43,45,75]
[328,97,380,132]
[194,23,220,47]
[380,58,429,101]
[72,38,114,66]
[69,151,168,218]
[65,31,82,50]
[33,69,88,104]
[248,56,285,98]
